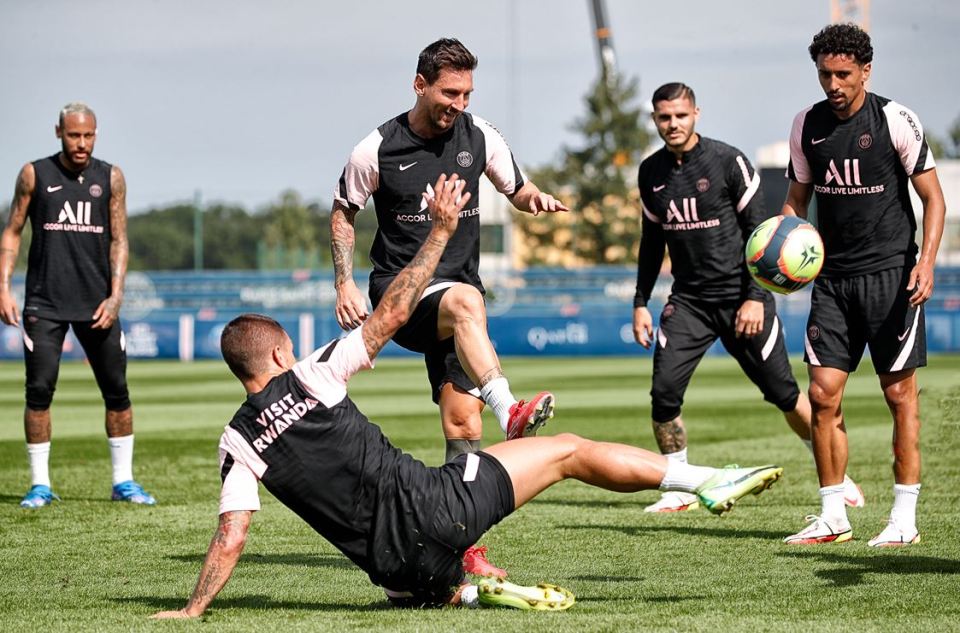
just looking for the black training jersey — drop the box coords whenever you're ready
[334,112,526,294]
[787,93,935,277]
[24,154,113,321]
[634,137,771,307]
[218,328,441,589]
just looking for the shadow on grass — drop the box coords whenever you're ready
[113,594,393,612]
[169,552,354,569]
[778,550,960,587]
[569,574,646,583]
[560,523,784,540]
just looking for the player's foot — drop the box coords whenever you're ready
[463,545,507,578]
[695,464,783,516]
[783,515,852,545]
[111,480,157,505]
[843,474,865,508]
[20,484,60,509]
[644,491,700,513]
[867,519,920,547]
[476,578,575,611]
[505,392,554,441]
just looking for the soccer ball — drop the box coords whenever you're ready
[745,216,824,294]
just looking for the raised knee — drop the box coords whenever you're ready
[444,286,486,321]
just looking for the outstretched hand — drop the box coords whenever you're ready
[423,173,471,240]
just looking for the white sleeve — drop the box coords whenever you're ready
[292,327,373,407]
[883,101,937,176]
[786,106,813,183]
[333,129,382,209]
[473,115,527,195]
[218,438,261,515]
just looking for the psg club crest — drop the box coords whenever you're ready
[89,184,103,198]
[696,178,710,193]
[457,151,474,168]
[661,304,676,319]
[807,325,821,341]
[858,134,873,150]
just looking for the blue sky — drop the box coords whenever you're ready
[2,0,957,212]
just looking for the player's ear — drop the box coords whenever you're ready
[55,125,62,139]
[414,74,426,97]
[861,62,872,83]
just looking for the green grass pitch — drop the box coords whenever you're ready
[1,354,958,632]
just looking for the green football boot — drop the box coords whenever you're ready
[695,464,783,516]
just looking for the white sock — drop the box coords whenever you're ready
[664,447,688,463]
[890,483,921,528]
[460,584,480,608]
[27,442,52,487]
[479,377,516,433]
[819,484,849,524]
[660,460,715,492]
[108,435,134,485]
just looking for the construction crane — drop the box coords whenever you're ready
[588,0,617,82]
[830,0,870,30]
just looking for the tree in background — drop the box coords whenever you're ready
[928,114,960,160]
[517,72,652,266]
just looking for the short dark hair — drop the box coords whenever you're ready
[220,313,287,381]
[808,23,873,64]
[651,82,696,108]
[416,38,478,84]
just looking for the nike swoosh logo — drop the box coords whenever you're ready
[46,185,63,193]
[811,138,828,145]
[652,184,666,192]
[399,162,418,171]
[897,327,911,342]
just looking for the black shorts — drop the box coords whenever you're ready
[650,293,800,422]
[370,277,479,404]
[805,266,926,374]
[382,451,514,605]
[21,316,131,411]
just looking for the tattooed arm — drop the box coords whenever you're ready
[0,163,34,326]
[91,165,128,329]
[331,200,370,330]
[151,510,252,619]
[361,174,470,360]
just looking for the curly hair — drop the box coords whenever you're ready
[416,38,478,85]
[809,23,873,64]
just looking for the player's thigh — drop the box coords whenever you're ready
[720,301,800,411]
[482,434,584,508]
[862,267,926,374]
[651,300,717,413]
[805,277,864,372]
[72,320,131,408]
[22,317,69,406]
[436,283,487,337]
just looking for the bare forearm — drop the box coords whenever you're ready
[919,200,945,265]
[109,236,128,301]
[0,231,21,290]
[331,205,358,287]
[363,232,447,358]
[183,513,249,616]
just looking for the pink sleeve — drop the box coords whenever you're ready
[473,115,526,195]
[333,129,382,209]
[883,101,937,176]
[786,107,812,184]
[292,327,373,406]
[218,443,261,515]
